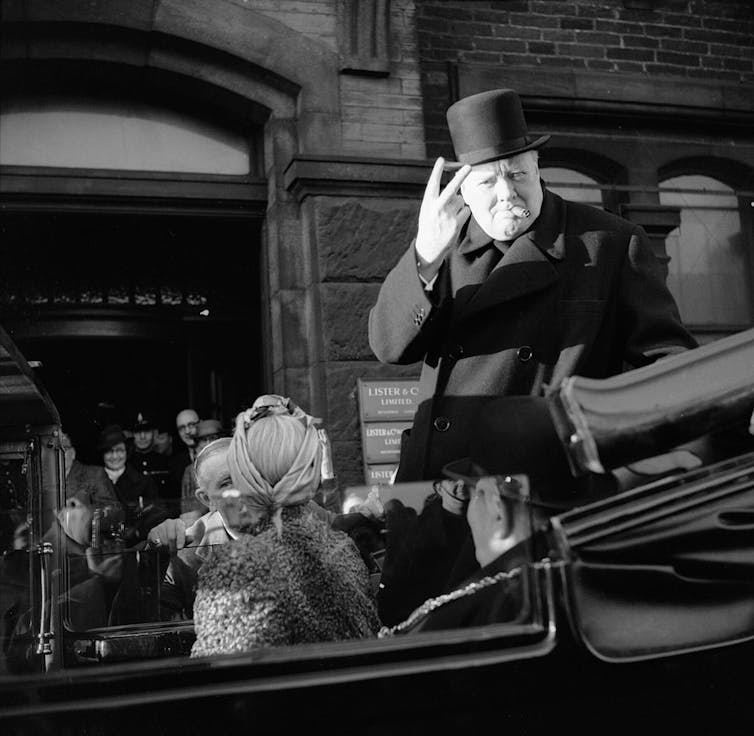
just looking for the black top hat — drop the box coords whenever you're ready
[98,424,127,453]
[446,89,550,167]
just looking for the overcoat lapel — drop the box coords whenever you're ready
[462,237,558,317]
[452,188,567,321]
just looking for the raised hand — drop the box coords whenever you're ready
[415,157,471,278]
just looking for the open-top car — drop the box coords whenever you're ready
[1,323,753,735]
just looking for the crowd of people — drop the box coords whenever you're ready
[4,86,753,671]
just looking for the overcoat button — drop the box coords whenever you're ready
[433,416,451,432]
[517,345,534,362]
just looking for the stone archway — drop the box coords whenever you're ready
[1,0,344,413]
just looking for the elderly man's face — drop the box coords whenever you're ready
[460,151,543,242]
[176,410,199,447]
[197,447,259,533]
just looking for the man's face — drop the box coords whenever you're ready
[133,428,156,451]
[197,448,258,534]
[198,450,233,513]
[103,442,127,472]
[176,410,199,447]
[460,151,543,242]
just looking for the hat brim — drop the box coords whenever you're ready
[444,134,551,170]
[441,457,489,482]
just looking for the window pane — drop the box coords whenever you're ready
[0,95,251,175]
[49,477,542,663]
[540,167,603,206]
[0,457,36,675]
[660,175,749,326]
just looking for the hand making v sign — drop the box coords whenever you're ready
[415,157,472,282]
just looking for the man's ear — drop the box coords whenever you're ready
[195,488,210,508]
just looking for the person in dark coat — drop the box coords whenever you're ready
[368,88,696,484]
[98,425,168,546]
[61,430,117,507]
[127,411,170,504]
[376,395,599,626]
[167,408,199,503]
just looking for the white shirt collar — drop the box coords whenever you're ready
[105,466,125,484]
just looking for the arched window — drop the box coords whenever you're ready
[659,175,751,330]
[540,167,603,207]
[0,93,251,174]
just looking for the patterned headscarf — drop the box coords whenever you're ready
[227,395,322,536]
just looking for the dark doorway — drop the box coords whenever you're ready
[1,211,264,463]
[15,336,187,464]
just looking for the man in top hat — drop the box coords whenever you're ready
[369,88,696,485]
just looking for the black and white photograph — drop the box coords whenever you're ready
[1,1,753,734]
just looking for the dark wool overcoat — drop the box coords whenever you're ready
[369,187,697,482]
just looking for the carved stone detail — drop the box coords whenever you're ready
[336,0,391,76]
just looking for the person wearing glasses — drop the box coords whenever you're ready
[168,408,199,505]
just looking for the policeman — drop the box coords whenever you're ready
[127,412,170,501]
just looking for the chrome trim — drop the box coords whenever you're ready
[36,541,53,655]
[559,376,605,474]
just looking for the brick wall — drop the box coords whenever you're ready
[250,0,426,158]
[416,0,754,157]
[340,0,426,158]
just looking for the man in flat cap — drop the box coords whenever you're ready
[369,88,695,485]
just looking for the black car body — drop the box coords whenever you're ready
[1,324,753,735]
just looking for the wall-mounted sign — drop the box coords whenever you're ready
[357,377,420,484]
[357,378,421,421]
[365,463,398,485]
[362,421,412,464]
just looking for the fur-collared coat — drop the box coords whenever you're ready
[369,188,697,482]
[190,506,380,656]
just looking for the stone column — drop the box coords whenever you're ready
[284,156,430,486]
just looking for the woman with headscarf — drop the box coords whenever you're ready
[190,396,380,656]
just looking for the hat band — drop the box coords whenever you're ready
[457,137,530,164]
